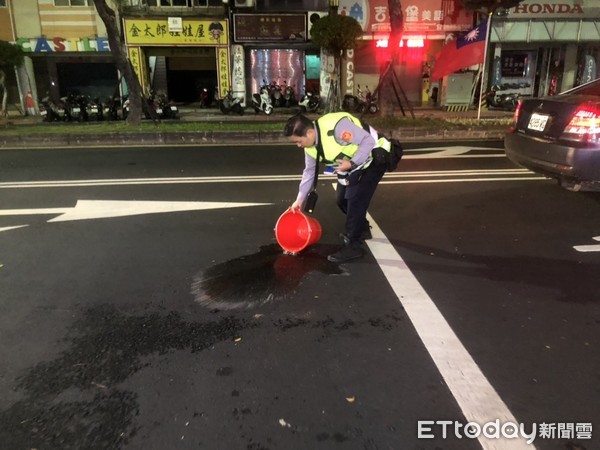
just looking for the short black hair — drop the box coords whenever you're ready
[283,113,314,137]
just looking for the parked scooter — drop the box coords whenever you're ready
[143,90,178,120]
[270,80,283,107]
[102,96,120,121]
[156,91,179,119]
[122,95,130,120]
[298,88,320,113]
[484,86,520,111]
[87,96,102,121]
[39,96,59,122]
[252,82,274,115]
[53,97,69,121]
[199,87,211,108]
[360,85,378,114]
[283,81,296,107]
[343,84,378,114]
[64,93,89,122]
[219,89,244,115]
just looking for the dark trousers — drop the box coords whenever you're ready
[336,161,386,245]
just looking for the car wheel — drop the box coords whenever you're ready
[560,178,583,192]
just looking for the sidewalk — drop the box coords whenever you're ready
[0,103,513,149]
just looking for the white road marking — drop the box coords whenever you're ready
[404,146,502,158]
[380,177,546,185]
[405,146,501,152]
[366,214,533,450]
[0,200,272,223]
[0,169,541,190]
[574,236,600,252]
[0,225,29,233]
[385,169,532,177]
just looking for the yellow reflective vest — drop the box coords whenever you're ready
[304,112,391,164]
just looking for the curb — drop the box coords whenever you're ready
[0,128,507,149]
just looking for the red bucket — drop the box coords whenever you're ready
[274,209,322,253]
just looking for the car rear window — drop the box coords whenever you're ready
[561,79,600,96]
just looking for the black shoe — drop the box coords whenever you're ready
[327,245,364,263]
[340,227,373,245]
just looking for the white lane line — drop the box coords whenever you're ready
[0,171,542,189]
[366,214,533,450]
[385,169,532,177]
[574,236,600,252]
[380,177,547,185]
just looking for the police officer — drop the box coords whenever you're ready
[284,112,391,263]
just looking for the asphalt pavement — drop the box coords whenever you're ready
[0,103,514,148]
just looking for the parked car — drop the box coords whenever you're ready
[504,78,600,192]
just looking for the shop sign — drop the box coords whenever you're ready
[217,47,231,99]
[15,37,110,52]
[128,47,143,84]
[510,0,588,18]
[339,0,472,35]
[231,45,246,101]
[233,14,306,42]
[124,19,228,46]
[582,55,597,84]
[342,49,355,97]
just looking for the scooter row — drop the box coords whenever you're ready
[217,83,321,116]
[39,91,179,122]
[262,80,298,108]
[39,93,114,122]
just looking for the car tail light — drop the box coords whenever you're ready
[509,100,522,132]
[562,104,600,142]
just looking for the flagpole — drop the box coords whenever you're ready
[477,12,493,120]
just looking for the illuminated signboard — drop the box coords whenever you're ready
[124,19,229,46]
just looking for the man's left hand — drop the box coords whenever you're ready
[334,159,352,172]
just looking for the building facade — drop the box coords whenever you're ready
[488,0,600,101]
[4,0,599,112]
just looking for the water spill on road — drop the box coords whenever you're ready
[0,305,252,449]
[191,243,348,310]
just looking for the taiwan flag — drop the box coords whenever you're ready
[431,19,488,81]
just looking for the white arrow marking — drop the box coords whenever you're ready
[0,200,272,223]
[406,146,500,158]
[574,236,600,252]
[0,225,29,233]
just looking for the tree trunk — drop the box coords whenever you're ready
[0,71,7,117]
[379,0,403,117]
[326,54,342,113]
[93,0,143,125]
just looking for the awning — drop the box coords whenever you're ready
[491,19,600,43]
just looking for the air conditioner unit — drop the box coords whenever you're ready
[234,0,254,7]
[307,11,327,39]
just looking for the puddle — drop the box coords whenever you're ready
[191,244,347,310]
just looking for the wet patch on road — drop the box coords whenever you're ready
[191,244,348,310]
[272,313,404,341]
[0,304,252,449]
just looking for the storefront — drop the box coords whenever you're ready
[123,18,230,103]
[232,13,310,105]
[489,0,600,99]
[337,0,474,106]
[14,36,118,104]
